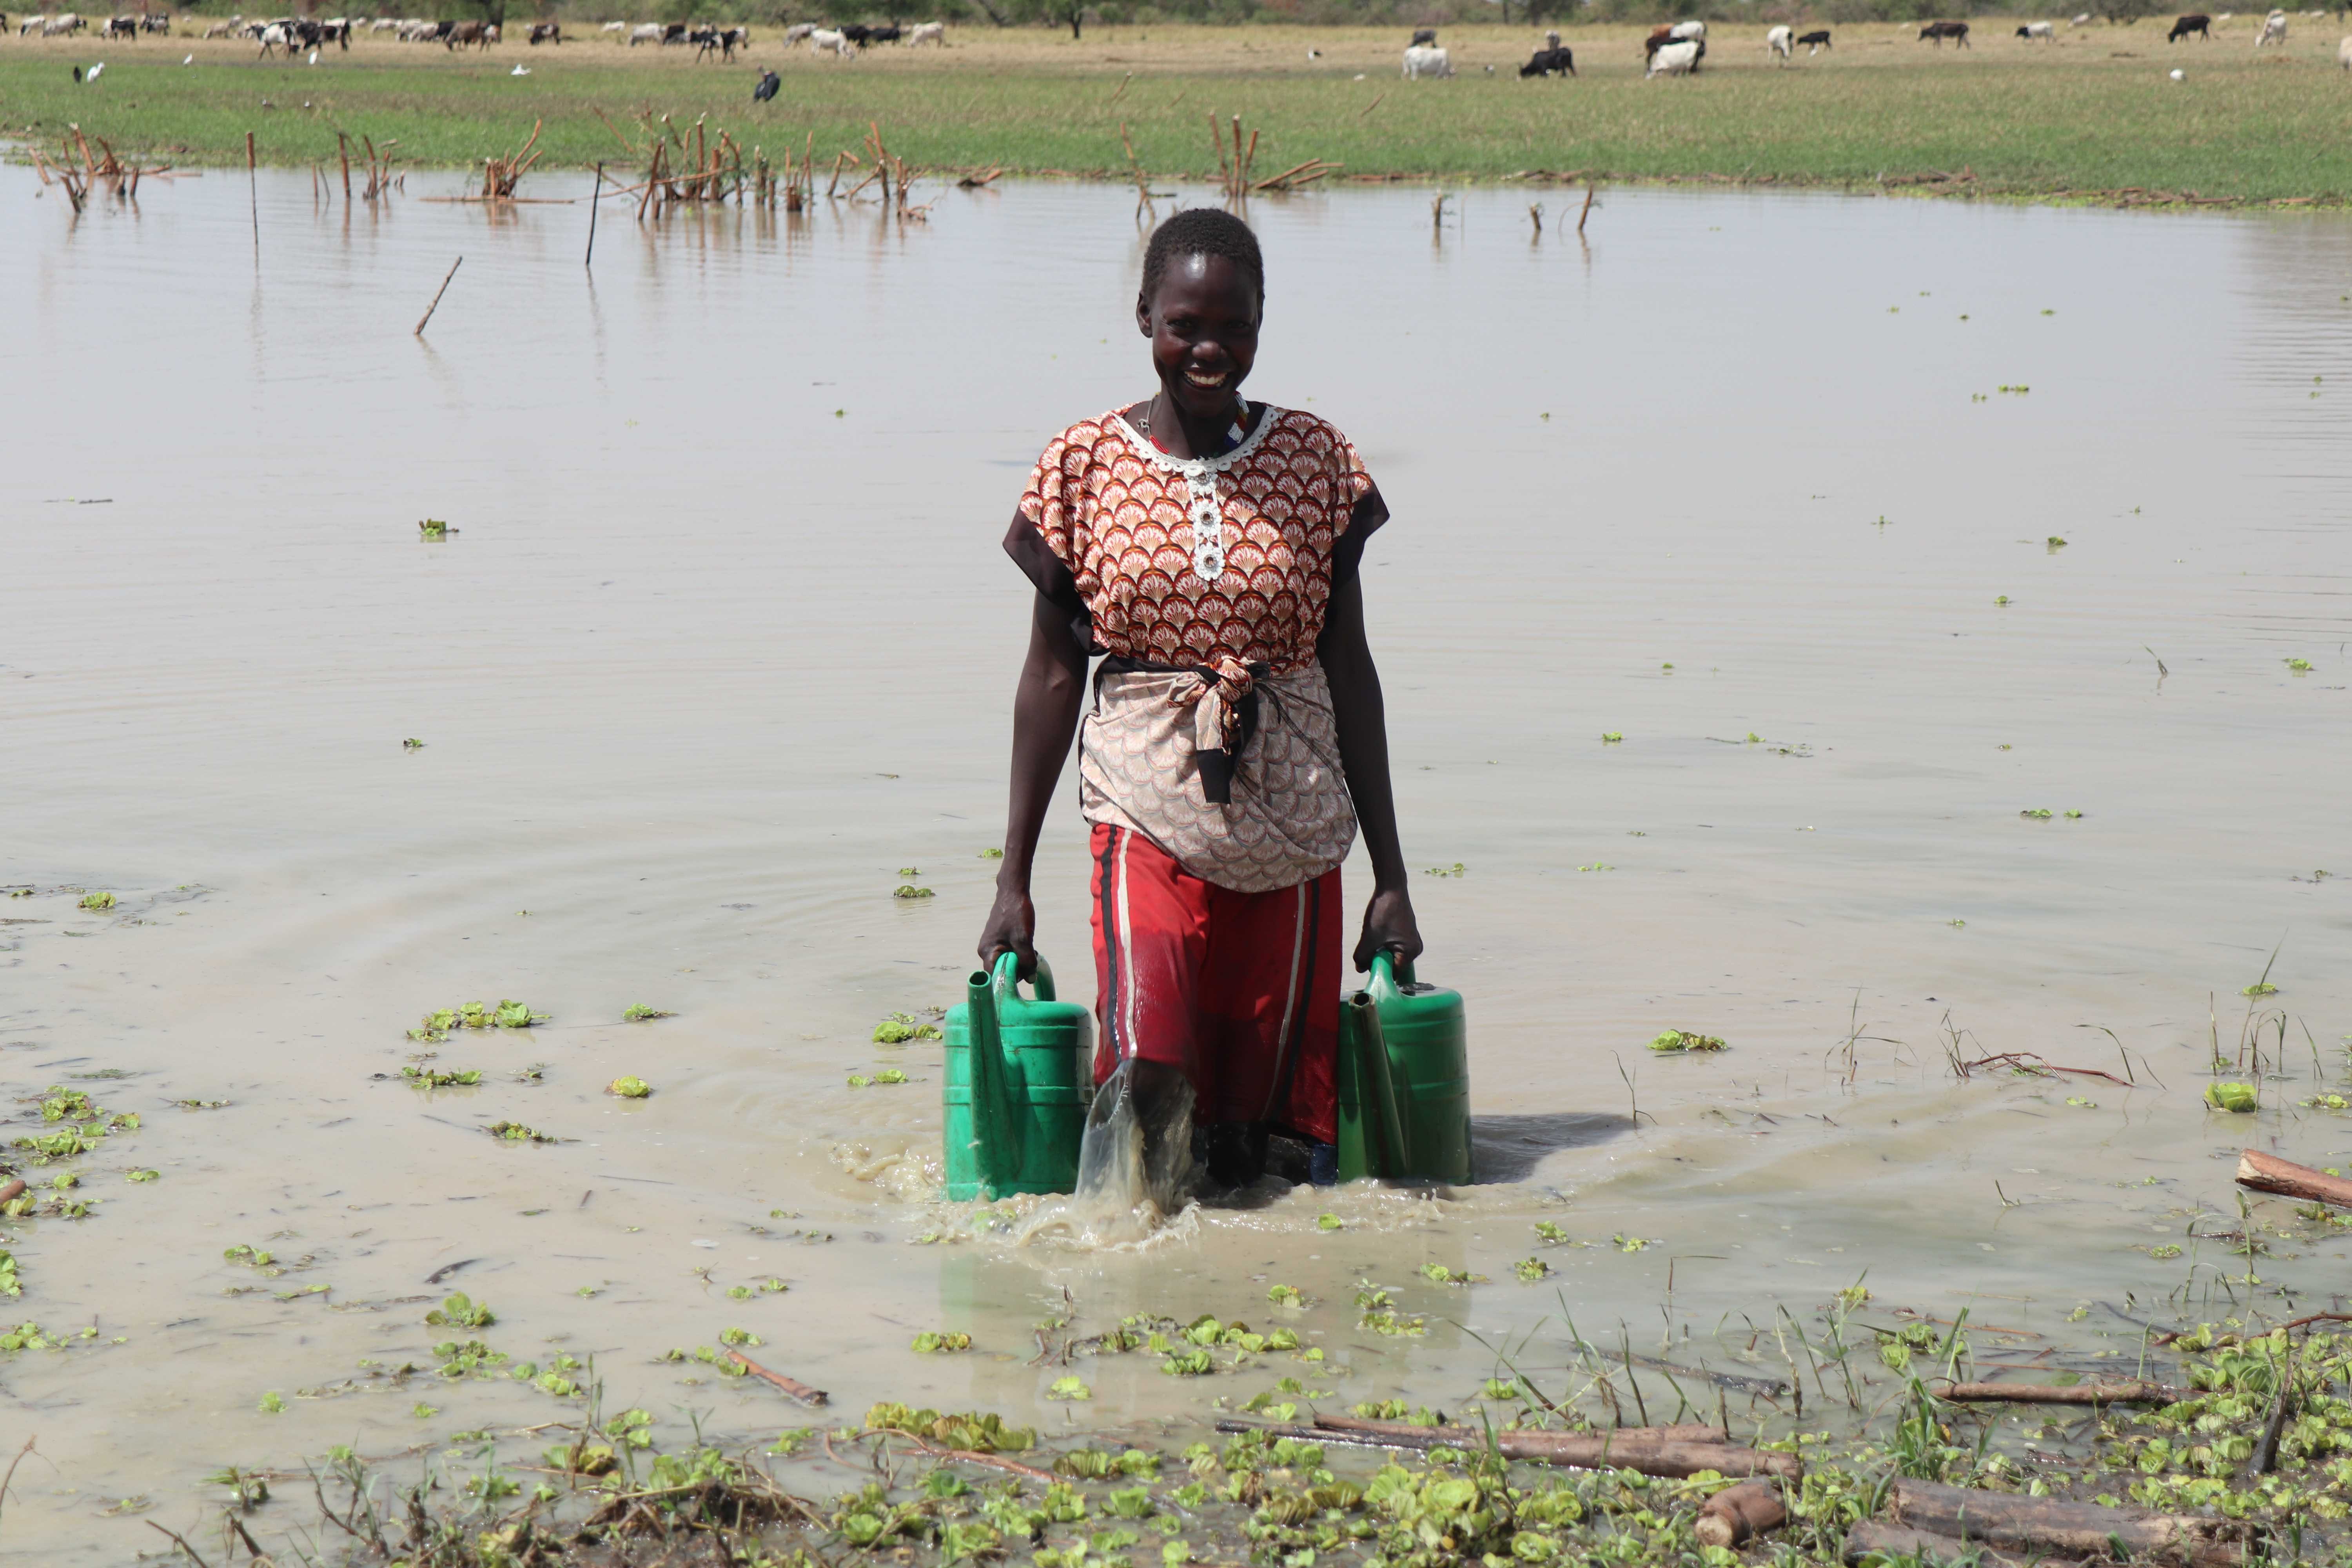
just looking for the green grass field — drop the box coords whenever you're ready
[7,21,2352,202]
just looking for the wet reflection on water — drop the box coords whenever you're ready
[4,166,2350,1555]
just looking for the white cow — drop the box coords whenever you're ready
[906,19,943,45]
[627,21,659,42]
[808,25,853,54]
[2069,9,2091,20]
[1401,42,1451,77]
[44,11,85,33]
[782,20,812,42]
[18,12,46,32]
[1647,38,1700,74]
[2338,31,2351,64]
[2018,20,2055,37]
[599,18,624,33]
[2255,9,2287,45]
[1766,23,1792,58]
[1669,19,1705,40]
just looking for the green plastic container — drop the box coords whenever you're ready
[1336,952,1474,1185]
[942,951,1094,1201]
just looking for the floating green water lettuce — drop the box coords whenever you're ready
[401,1065,481,1089]
[873,1013,944,1044]
[486,1121,556,1143]
[607,1076,652,1098]
[418,518,450,539]
[1266,1283,1303,1307]
[1048,1375,1091,1400]
[892,885,935,900]
[862,1405,1034,1453]
[622,1004,673,1021]
[79,891,115,911]
[425,1292,494,1329]
[1513,1257,1551,1281]
[2205,1082,2259,1113]
[1648,1029,1725,1053]
[912,1330,971,1354]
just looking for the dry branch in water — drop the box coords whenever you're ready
[1216,1416,1803,1480]
[1936,1380,2193,1406]
[1884,1477,2259,1566]
[2238,1149,2352,1209]
[1694,1480,1786,1548]
[725,1350,828,1406]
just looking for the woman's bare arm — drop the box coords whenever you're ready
[977,584,1091,976]
[1318,572,1423,972]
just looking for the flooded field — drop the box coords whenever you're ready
[3,166,2350,1557]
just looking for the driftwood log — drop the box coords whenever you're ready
[1938,1380,2194,1406]
[1694,1480,1786,1547]
[1212,1416,1802,1480]
[1886,1477,2257,1567]
[724,1350,828,1406]
[0,1178,24,1206]
[1846,1520,2080,1568]
[2237,1149,2352,1209]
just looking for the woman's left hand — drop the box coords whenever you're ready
[1352,885,1423,973]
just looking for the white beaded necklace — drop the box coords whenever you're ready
[1136,399,1253,584]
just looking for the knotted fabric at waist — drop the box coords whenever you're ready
[1096,653,1271,804]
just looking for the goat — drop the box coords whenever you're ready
[1767,23,1792,58]
[1648,38,1700,74]
[808,26,853,54]
[2167,12,2211,36]
[1401,42,1452,77]
[2254,8,2286,44]
[528,20,557,42]
[907,19,943,44]
[2016,20,2054,37]
[1918,19,1971,44]
[1797,27,1831,50]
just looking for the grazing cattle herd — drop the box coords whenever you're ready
[8,9,2349,85]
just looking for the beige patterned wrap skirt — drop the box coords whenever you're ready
[1078,661,1358,895]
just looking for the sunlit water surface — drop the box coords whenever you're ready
[4,165,2350,1556]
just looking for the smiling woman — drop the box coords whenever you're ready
[980,207,1420,1203]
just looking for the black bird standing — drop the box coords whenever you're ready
[73,65,83,82]
[752,69,779,102]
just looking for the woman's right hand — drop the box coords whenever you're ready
[977,882,1038,979]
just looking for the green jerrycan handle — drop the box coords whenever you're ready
[1367,949,1416,996]
[989,948,1058,1004]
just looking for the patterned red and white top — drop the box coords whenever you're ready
[1009,406,1385,674]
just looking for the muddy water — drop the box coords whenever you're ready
[4,165,2350,1553]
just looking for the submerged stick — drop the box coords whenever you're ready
[585,161,602,267]
[1845,1521,2062,1568]
[413,256,462,337]
[1936,1380,2192,1406]
[726,1350,828,1406]
[1695,1481,1786,1548]
[1226,1418,1800,1480]
[869,1428,1055,1484]
[2237,1149,2352,1209]
[1886,1477,2258,1565]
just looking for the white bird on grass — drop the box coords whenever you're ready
[181,51,192,62]
[510,63,529,74]
[2170,65,2185,76]
[85,60,104,82]
[306,47,317,62]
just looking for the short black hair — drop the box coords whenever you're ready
[1141,208,1265,306]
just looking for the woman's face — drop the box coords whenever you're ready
[1137,253,1260,423]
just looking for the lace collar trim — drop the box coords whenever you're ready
[1107,403,1282,479]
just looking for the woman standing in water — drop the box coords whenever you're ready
[978,209,1419,1196]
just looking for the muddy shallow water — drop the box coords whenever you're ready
[3,165,2349,1556]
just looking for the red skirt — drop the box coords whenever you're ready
[1087,822,1342,1145]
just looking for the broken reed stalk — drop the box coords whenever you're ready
[1579,181,1598,234]
[480,118,544,200]
[2238,1149,2352,1209]
[724,1350,828,1406]
[413,255,462,337]
[585,162,602,265]
[867,1427,1058,1485]
[338,131,351,201]
[247,129,259,254]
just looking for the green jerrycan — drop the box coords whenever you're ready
[943,951,1093,1201]
[1335,952,1473,1184]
